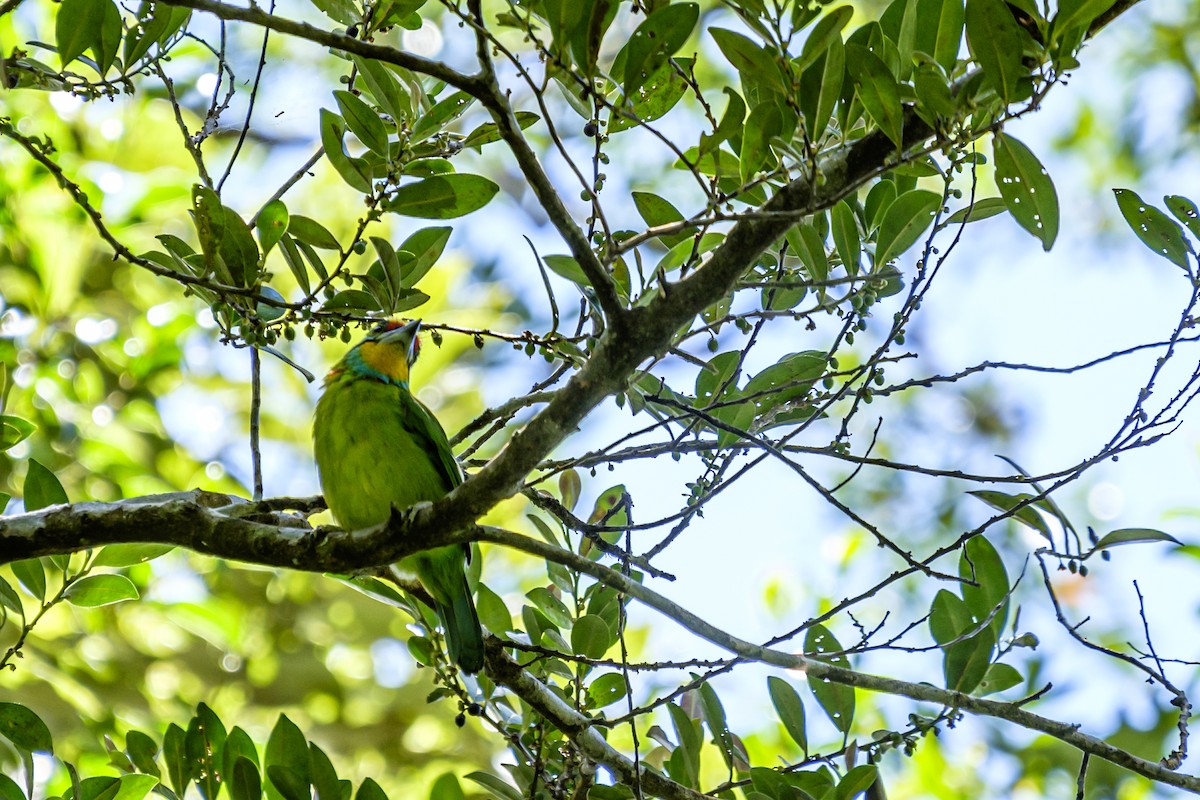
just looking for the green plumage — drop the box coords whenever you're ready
[313,320,484,673]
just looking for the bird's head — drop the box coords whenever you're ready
[334,319,422,386]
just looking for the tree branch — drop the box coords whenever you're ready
[486,642,711,800]
[155,0,484,96]
[5,494,1199,791]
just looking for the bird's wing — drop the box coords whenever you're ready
[396,389,463,490]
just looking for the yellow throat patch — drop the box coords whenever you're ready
[358,340,411,384]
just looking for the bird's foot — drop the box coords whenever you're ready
[388,500,433,528]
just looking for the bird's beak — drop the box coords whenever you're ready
[404,319,422,365]
[377,318,422,366]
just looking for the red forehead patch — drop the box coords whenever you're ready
[369,320,421,357]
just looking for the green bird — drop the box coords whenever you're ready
[313,319,485,673]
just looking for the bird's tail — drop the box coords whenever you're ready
[438,582,485,674]
[414,548,485,673]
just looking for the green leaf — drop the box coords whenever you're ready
[191,185,232,283]
[321,290,380,313]
[767,676,808,755]
[56,0,108,66]
[633,190,700,247]
[126,730,160,776]
[743,351,825,410]
[310,0,358,24]
[23,459,68,510]
[994,133,1059,250]
[223,726,260,785]
[229,757,263,800]
[287,216,341,250]
[875,189,941,265]
[929,590,993,693]
[912,60,958,121]
[191,186,259,286]
[397,226,452,287]
[307,742,340,800]
[695,351,741,405]
[1052,0,1114,40]
[740,101,784,182]
[929,0,965,71]
[0,414,33,451]
[0,775,25,800]
[278,236,312,296]
[265,715,309,800]
[0,702,54,754]
[796,6,852,71]
[461,112,540,148]
[542,255,589,287]
[610,57,694,132]
[320,109,374,193]
[1165,195,1200,239]
[965,0,1026,102]
[968,489,1051,540]
[666,703,702,788]
[357,778,388,800]
[383,175,499,219]
[64,574,139,607]
[527,586,573,628]
[710,28,787,98]
[220,206,261,286]
[571,614,614,659]
[865,179,899,230]
[799,36,845,143]
[559,469,582,513]
[11,559,46,602]
[256,200,289,257]
[0,577,22,616]
[880,0,919,78]
[700,87,745,158]
[540,0,585,65]
[110,775,158,800]
[978,662,1023,695]
[697,681,738,771]
[350,55,411,124]
[92,543,177,568]
[960,535,1009,638]
[91,0,122,73]
[943,196,1008,225]
[804,624,855,735]
[1113,189,1193,269]
[847,45,904,148]
[410,92,474,143]
[429,773,464,800]
[463,773,522,800]
[266,767,309,800]
[1093,527,1181,551]
[835,765,878,800]
[786,223,829,287]
[831,200,861,275]
[163,724,189,795]
[334,89,390,156]
[475,583,511,633]
[620,2,698,98]
[586,673,629,709]
[944,623,995,693]
[124,8,175,68]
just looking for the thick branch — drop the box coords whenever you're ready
[156,0,484,96]
[5,494,1199,791]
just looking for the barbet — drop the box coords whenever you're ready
[313,320,484,673]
